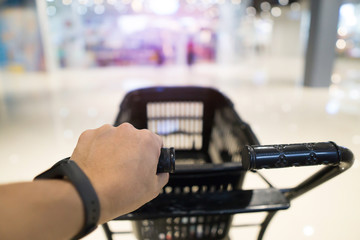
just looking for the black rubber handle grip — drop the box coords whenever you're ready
[157,147,175,173]
[241,142,341,170]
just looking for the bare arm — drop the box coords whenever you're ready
[0,123,169,240]
[0,180,83,240]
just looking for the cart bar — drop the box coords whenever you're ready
[284,145,354,200]
[157,148,176,174]
[114,188,290,220]
[241,142,354,200]
[241,142,343,170]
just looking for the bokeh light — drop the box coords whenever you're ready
[46,6,57,16]
[149,0,179,15]
[260,2,271,12]
[271,7,282,17]
[336,39,347,50]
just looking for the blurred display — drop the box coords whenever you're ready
[1,0,360,71]
[43,0,308,69]
[336,2,360,58]
[1,0,306,71]
[45,0,225,68]
[0,0,44,72]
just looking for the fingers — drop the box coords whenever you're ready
[72,122,170,221]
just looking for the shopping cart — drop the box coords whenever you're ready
[102,86,354,240]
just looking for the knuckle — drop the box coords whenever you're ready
[141,128,152,137]
[79,129,94,141]
[118,122,135,132]
[99,124,113,131]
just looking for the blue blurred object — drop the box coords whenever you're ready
[0,0,31,7]
[0,0,43,71]
[0,21,6,68]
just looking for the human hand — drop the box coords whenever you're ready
[70,123,169,223]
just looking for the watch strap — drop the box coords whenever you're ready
[35,158,100,240]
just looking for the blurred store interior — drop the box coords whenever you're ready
[0,0,360,239]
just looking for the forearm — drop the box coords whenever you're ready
[0,123,169,239]
[0,180,83,240]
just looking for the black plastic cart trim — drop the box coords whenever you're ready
[103,86,354,240]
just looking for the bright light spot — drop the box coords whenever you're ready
[118,15,148,34]
[246,6,256,16]
[279,0,289,6]
[107,0,116,4]
[353,135,360,145]
[326,100,340,115]
[64,129,74,139]
[77,5,87,15]
[62,0,72,5]
[94,0,104,4]
[46,6,57,16]
[337,27,348,37]
[271,7,282,17]
[46,0,54,2]
[336,39,347,50]
[121,0,131,4]
[132,0,143,13]
[340,4,357,27]
[340,3,355,16]
[149,0,179,15]
[290,2,300,11]
[303,225,315,237]
[331,73,342,84]
[217,0,226,5]
[186,0,196,4]
[260,2,271,12]
[158,233,165,240]
[231,0,241,5]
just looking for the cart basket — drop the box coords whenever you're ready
[102,86,354,240]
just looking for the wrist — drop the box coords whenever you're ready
[35,158,100,239]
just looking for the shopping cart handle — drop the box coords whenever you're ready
[241,142,354,170]
[157,147,175,174]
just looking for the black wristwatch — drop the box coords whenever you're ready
[34,158,100,240]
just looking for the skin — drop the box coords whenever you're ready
[0,123,169,240]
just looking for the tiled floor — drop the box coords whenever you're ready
[0,61,359,239]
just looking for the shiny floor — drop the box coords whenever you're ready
[0,59,359,240]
